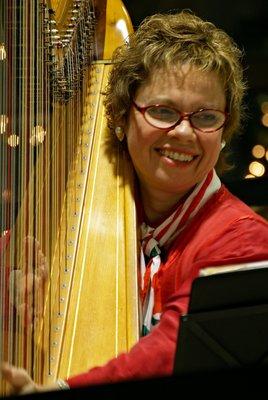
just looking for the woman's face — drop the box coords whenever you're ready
[126,64,226,205]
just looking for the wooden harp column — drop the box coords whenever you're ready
[0,0,139,393]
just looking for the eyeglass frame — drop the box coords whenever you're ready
[132,101,229,133]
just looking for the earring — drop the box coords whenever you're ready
[221,140,226,150]
[115,126,124,142]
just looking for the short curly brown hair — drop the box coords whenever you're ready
[104,10,247,173]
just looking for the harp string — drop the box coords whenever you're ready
[0,0,7,373]
[0,0,77,380]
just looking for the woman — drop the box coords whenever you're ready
[2,10,268,394]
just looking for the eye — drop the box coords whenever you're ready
[146,106,178,123]
[192,110,223,127]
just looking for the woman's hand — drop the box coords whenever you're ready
[10,235,48,325]
[1,363,59,395]
[1,362,40,395]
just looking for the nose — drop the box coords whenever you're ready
[167,118,195,139]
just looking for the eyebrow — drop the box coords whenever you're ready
[142,97,176,106]
[141,99,222,111]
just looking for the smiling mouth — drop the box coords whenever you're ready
[157,149,197,162]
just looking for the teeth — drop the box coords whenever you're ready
[159,149,194,162]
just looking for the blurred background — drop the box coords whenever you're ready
[123,0,268,218]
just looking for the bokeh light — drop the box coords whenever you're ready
[248,161,265,177]
[252,144,265,158]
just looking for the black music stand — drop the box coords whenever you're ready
[173,263,268,375]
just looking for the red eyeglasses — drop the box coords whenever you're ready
[133,101,228,133]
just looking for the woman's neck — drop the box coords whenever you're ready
[140,185,193,226]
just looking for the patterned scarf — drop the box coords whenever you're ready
[140,169,221,335]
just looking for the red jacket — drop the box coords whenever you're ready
[67,185,268,387]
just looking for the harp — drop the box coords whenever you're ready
[0,0,139,394]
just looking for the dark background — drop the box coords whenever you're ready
[123,1,268,212]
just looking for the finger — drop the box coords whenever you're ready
[20,382,40,395]
[37,251,48,280]
[1,363,32,389]
[1,362,14,381]
[23,235,41,264]
[1,363,40,395]
[1,363,51,394]
[19,273,34,295]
